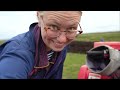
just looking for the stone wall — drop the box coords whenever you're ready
[68,41,94,54]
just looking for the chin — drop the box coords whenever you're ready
[52,47,64,52]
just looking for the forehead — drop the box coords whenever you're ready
[43,11,81,22]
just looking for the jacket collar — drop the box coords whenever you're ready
[32,23,59,69]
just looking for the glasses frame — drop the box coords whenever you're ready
[41,17,83,39]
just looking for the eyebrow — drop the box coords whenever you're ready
[53,21,62,26]
[47,19,79,27]
[47,19,61,26]
[55,22,79,27]
[69,23,78,27]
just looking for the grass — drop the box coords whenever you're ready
[63,53,86,79]
[75,31,120,42]
[0,40,7,45]
[0,41,4,45]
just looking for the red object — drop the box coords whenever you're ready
[78,65,90,79]
[78,65,111,79]
[78,41,120,79]
[94,42,120,50]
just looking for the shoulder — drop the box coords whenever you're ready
[0,33,35,71]
[0,39,35,64]
[0,40,35,79]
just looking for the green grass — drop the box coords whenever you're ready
[0,40,6,45]
[75,31,120,42]
[63,53,86,79]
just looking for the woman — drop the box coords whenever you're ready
[0,11,83,79]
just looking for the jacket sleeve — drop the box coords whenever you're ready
[0,41,34,79]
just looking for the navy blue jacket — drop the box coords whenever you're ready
[0,23,68,79]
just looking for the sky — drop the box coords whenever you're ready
[0,11,120,40]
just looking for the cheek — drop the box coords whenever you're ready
[41,30,75,51]
[41,31,53,45]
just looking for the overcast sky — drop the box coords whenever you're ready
[0,11,119,39]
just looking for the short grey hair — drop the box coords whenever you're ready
[38,11,82,16]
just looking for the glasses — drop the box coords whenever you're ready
[42,19,83,39]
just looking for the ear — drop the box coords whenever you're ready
[37,11,42,27]
[37,11,43,20]
[37,11,40,21]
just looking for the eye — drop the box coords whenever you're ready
[67,30,77,34]
[50,25,60,31]
[68,27,77,31]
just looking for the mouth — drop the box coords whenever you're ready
[53,41,64,48]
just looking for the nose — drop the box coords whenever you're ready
[56,32,67,43]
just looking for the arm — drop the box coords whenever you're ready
[0,42,34,79]
[0,50,33,79]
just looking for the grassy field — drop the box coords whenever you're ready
[0,40,6,45]
[63,53,86,79]
[75,31,120,42]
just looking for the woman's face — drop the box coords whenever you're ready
[37,11,82,52]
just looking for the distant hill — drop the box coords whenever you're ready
[75,31,120,42]
[0,40,7,45]
[0,31,120,45]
